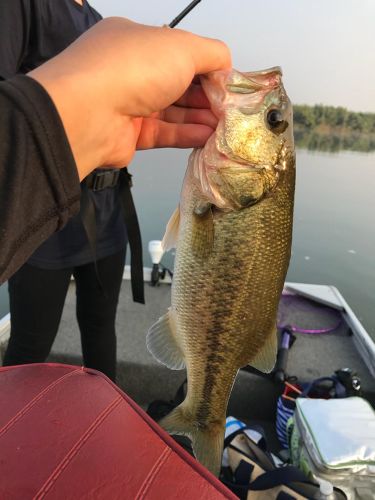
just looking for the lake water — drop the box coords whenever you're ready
[1,149,374,340]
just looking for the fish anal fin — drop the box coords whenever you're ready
[146,309,185,370]
[162,206,180,251]
[249,327,278,373]
[191,204,214,259]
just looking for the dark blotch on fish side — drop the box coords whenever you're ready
[239,194,259,207]
[195,251,239,425]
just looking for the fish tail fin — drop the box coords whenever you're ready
[159,405,224,477]
[192,426,224,477]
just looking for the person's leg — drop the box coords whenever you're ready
[3,263,72,365]
[74,248,126,382]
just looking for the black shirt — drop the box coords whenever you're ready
[0,0,127,268]
[0,76,81,282]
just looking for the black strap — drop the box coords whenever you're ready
[224,426,267,451]
[235,460,254,485]
[119,170,145,304]
[236,460,254,500]
[223,464,311,497]
[80,169,144,304]
[80,183,104,291]
[249,467,309,491]
[301,376,346,398]
[225,460,253,500]
[277,492,298,500]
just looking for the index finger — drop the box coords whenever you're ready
[175,84,211,108]
[172,28,232,75]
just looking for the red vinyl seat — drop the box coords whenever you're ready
[0,363,235,500]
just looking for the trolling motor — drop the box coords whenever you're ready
[148,240,173,287]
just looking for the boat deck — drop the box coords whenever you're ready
[45,280,375,428]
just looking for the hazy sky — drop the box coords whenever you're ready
[89,0,374,113]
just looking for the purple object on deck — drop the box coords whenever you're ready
[281,331,291,348]
[277,292,342,335]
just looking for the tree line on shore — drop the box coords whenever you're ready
[293,104,375,152]
[293,104,375,134]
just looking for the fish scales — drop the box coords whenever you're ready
[175,157,294,417]
[147,67,295,476]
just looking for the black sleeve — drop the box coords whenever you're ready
[0,75,81,283]
[0,0,32,79]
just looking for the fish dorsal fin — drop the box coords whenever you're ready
[162,206,180,251]
[146,308,186,370]
[249,328,278,373]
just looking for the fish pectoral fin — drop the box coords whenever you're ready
[146,309,185,370]
[191,203,214,259]
[162,206,180,251]
[220,168,266,208]
[249,328,278,373]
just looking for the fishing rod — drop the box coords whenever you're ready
[169,0,202,28]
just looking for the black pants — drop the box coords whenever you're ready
[2,249,126,382]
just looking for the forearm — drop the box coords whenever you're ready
[28,65,134,180]
[0,76,81,283]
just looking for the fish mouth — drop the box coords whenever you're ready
[218,151,249,166]
[217,144,268,172]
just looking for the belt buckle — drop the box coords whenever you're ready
[92,169,119,191]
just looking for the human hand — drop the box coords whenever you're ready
[29,17,231,180]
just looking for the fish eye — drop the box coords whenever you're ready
[266,108,288,134]
[268,109,282,126]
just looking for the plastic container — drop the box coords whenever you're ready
[313,479,336,499]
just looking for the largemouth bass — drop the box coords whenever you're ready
[147,67,295,476]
